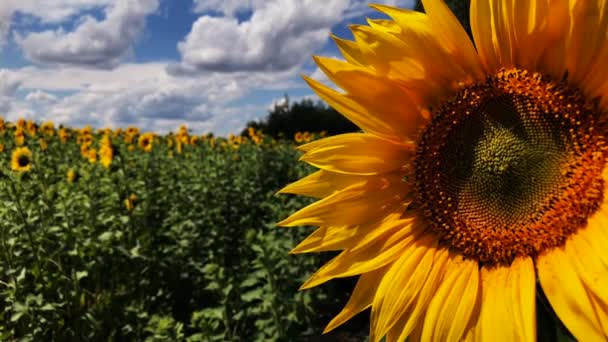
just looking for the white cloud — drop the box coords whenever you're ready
[174,0,352,73]
[192,0,263,16]
[25,90,58,103]
[15,0,159,68]
[3,63,303,134]
[0,0,113,46]
[175,0,417,74]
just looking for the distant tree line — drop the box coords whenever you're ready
[242,95,359,139]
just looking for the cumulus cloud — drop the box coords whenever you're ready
[173,0,352,73]
[5,62,301,133]
[192,0,264,17]
[15,0,159,68]
[0,0,113,46]
[25,90,58,103]
[175,0,416,74]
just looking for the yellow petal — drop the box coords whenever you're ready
[477,257,536,342]
[537,246,605,341]
[299,219,422,290]
[331,35,367,67]
[277,174,409,227]
[419,0,484,80]
[387,248,451,342]
[278,170,368,198]
[370,234,437,342]
[313,57,426,140]
[299,133,414,175]
[470,0,499,72]
[539,0,570,79]
[290,210,404,254]
[420,255,480,342]
[509,0,549,70]
[323,266,388,333]
[303,76,402,141]
[564,0,608,85]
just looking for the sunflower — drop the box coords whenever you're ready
[41,121,54,137]
[14,129,25,146]
[279,1,608,341]
[294,132,304,143]
[124,193,137,211]
[67,168,78,183]
[11,147,32,173]
[138,133,155,152]
[99,136,114,169]
[38,138,48,151]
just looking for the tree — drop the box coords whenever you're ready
[241,95,359,139]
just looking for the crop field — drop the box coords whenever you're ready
[0,119,358,341]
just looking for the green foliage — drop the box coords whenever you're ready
[0,127,357,341]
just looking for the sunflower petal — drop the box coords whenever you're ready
[331,35,367,67]
[277,174,409,228]
[313,56,426,139]
[420,0,484,80]
[278,170,368,198]
[299,133,414,175]
[420,255,480,342]
[370,234,437,342]
[470,0,500,72]
[290,211,405,254]
[385,248,451,342]
[302,76,402,140]
[299,219,421,290]
[537,247,605,341]
[323,266,388,333]
[477,257,535,342]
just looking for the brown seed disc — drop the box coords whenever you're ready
[414,69,607,265]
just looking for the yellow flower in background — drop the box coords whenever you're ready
[124,193,137,211]
[81,125,92,136]
[11,147,32,173]
[294,132,304,143]
[99,135,114,169]
[80,144,90,158]
[138,133,155,152]
[58,128,69,143]
[38,138,48,151]
[41,121,54,137]
[16,118,25,129]
[67,169,78,183]
[302,131,312,143]
[87,149,97,164]
[128,144,135,152]
[0,144,5,153]
[126,127,139,136]
[279,1,608,341]
[14,129,25,146]
[25,120,37,136]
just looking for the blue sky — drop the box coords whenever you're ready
[0,0,414,135]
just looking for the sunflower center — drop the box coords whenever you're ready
[414,69,607,265]
[18,155,30,167]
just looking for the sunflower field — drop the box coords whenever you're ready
[0,119,360,341]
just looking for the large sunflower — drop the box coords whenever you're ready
[279,1,608,341]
